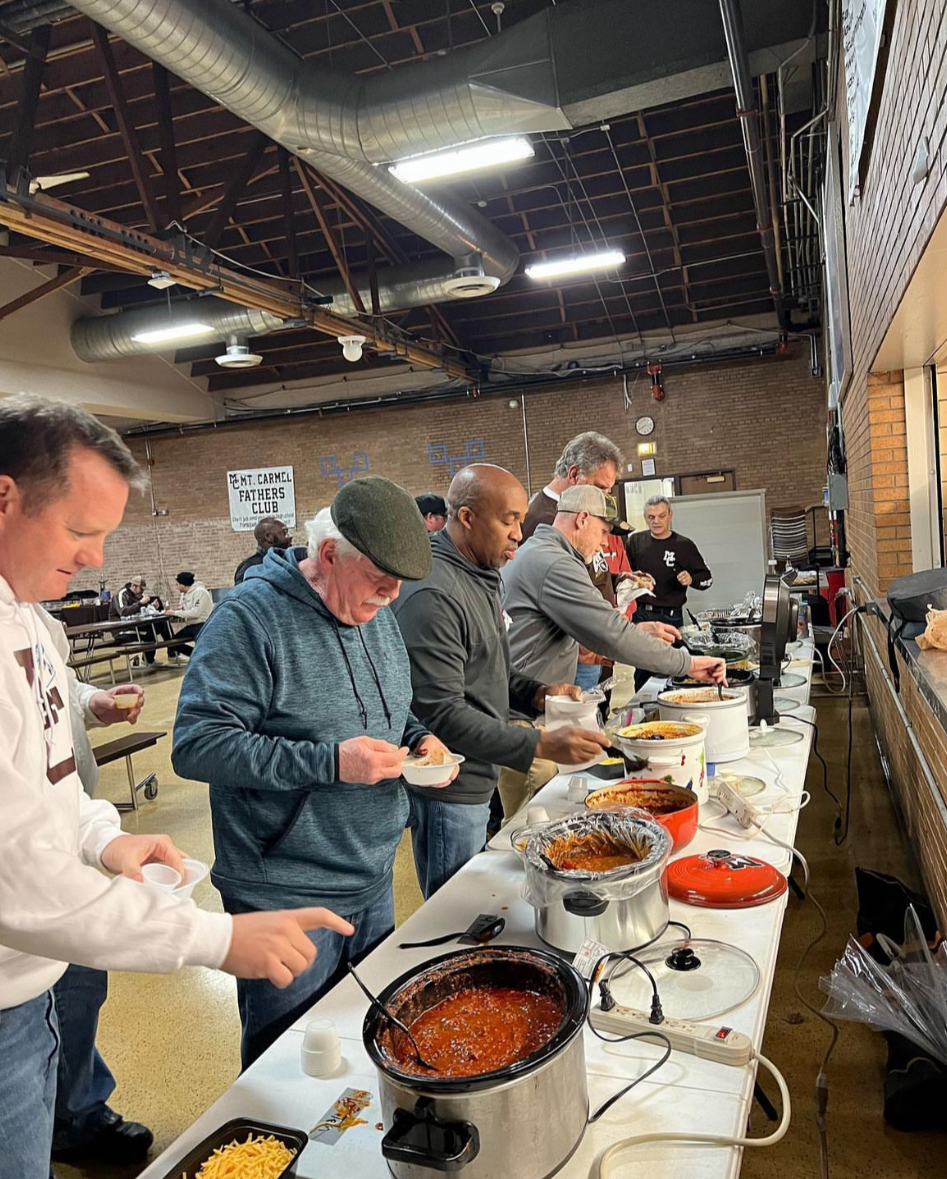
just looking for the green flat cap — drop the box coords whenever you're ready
[331,476,433,581]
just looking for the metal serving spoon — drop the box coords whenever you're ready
[346,962,437,1071]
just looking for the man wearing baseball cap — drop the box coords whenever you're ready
[502,484,725,697]
[416,493,448,533]
[173,476,456,1067]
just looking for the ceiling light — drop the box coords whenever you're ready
[525,249,626,281]
[130,322,213,344]
[147,270,177,291]
[339,334,366,362]
[215,342,263,368]
[389,136,534,184]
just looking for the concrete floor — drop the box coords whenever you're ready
[58,669,941,1179]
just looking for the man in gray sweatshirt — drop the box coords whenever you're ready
[502,484,727,687]
[393,466,608,898]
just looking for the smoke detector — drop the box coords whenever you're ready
[444,265,502,299]
[215,342,263,368]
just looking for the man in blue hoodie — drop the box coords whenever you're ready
[173,477,455,1066]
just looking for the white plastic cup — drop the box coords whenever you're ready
[301,1017,342,1077]
[113,693,138,710]
[527,804,549,825]
[141,863,182,892]
[173,858,209,900]
[567,775,590,803]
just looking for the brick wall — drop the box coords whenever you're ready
[78,345,825,594]
[841,1,947,599]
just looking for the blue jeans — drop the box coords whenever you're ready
[0,990,59,1179]
[574,662,603,690]
[408,792,490,900]
[222,887,395,1069]
[168,622,204,658]
[52,966,115,1150]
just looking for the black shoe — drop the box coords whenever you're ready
[51,1109,154,1166]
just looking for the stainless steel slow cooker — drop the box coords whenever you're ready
[523,812,671,956]
[363,947,589,1179]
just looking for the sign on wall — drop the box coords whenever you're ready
[842,0,890,197]
[227,466,296,532]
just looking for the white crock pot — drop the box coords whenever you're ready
[614,719,709,803]
[656,688,749,763]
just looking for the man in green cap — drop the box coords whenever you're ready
[173,476,455,1067]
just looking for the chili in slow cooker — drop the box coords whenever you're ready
[394,986,562,1077]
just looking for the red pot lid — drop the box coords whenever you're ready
[667,849,788,908]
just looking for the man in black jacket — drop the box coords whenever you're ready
[234,517,293,584]
[392,464,607,898]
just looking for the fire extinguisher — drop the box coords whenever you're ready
[648,361,665,401]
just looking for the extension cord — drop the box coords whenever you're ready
[590,1003,754,1066]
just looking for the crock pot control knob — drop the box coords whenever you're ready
[382,1100,480,1173]
[563,891,609,917]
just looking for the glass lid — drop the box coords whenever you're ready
[749,725,803,748]
[606,938,761,1019]
[715,772,766,798]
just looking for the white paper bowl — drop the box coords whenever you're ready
[401,753,465,787]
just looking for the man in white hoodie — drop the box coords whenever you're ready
[165,570,214,663]
[0,395,354,1179]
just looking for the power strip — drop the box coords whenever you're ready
[713,777,759,828]
[590,1003,753,1066]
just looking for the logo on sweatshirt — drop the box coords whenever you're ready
[663,550,676,568]
[15,644,77,786]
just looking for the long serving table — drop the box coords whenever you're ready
[139,643,816,1179]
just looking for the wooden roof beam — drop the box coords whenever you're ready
[7,25,51,174]
[201,132,269,250]
[152,63,182,227]
[90,23,162,229]
[0,266,91,321]
[295,160,366,314]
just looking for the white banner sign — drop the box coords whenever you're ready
[227,466,296,532]
[842,0,889,196]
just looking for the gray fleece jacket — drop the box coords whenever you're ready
[392,529,543,805]
[501,525,691,684]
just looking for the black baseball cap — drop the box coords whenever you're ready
[416,493,448,517]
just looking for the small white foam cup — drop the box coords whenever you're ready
[301,1017,342,1076]
[527,804,549,825]
[141,863,182,892]
[567,775,590,803]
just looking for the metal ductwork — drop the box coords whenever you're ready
[718,0,787,331]
[71,298,284,362]
[65,0,551,330]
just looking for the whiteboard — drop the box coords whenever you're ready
[663,489,770,614]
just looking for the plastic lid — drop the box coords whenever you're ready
[773,695,801,713]
[667,849,788,908]
[606,938,761,1019]
[778,672,807,688]
[748,725,803,748]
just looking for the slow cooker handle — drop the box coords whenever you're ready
[382,1100,480,1173]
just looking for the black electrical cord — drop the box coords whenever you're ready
[787,714,843,832]
[586,1030,673,1123]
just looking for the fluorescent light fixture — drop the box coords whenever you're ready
[131,322,213,344]
[525,249,626,281]
[389,136,534,184]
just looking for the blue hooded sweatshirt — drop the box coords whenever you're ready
[171,547,428,912]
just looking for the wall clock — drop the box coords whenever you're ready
[635,415,655,436]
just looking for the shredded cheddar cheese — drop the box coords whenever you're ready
[186,1132,296,1178]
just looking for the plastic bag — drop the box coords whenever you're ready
[522,811,669,908]
[916,606,947,652]
[819,906,947,1066]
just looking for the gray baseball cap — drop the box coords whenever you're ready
[558,485,631,533]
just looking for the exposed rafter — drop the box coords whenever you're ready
[202,132,269,251]
[152,63,182,226]
[7,24,49,173]
[295,161,366,315]
[89,23,162,229]
[0,266,91,321]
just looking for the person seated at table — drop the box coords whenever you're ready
[108,575,171,666]
[165,572,213,664]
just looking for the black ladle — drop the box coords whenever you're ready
[346,962,437,1071]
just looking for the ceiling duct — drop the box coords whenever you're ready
[71,298,283,362]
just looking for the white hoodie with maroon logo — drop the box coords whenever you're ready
[0,574,231,1010]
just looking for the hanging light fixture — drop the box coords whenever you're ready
[525,250,626,281]
[390,137,534,184]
